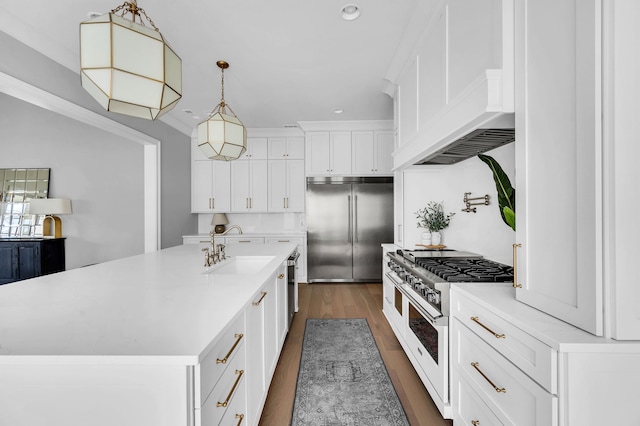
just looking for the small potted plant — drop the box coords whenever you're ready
[415,201,455,246]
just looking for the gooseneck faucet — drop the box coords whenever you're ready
[202,225,243,267]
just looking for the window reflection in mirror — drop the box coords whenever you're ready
[0,168,50,237]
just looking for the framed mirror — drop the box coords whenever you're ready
[0,168,50,237]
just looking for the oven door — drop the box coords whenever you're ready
[402,287,449,405]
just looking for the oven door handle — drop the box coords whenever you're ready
[403,288,448,326]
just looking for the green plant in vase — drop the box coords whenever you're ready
[415,201,455,245]
[478,154,516,231]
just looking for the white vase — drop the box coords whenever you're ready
[431,231,442,246]
[421,232,432,246]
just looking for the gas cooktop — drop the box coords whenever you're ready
[415,257,514,283]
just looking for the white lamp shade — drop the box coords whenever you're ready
[28,198,72,215]
[211,213,229,226]
[197,112,247,161]
[80,13,182,120]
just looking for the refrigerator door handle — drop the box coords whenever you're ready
[347,195,352,243]
[354,194,358,243]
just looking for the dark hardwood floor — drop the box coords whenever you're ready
[259,282,453,426]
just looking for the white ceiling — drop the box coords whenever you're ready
[0,0,424,134]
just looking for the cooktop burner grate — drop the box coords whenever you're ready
[415,258,514,283]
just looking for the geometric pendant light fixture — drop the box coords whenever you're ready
[197,60,247,161]
[79,1,182,120]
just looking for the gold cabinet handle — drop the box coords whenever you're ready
[471,362,506,393]
[470,317,505,339]
[252,291,267,306]
[278,273,285,279]
[235,414,245,425]
[216,370,244,407]
[512,243,522,288]
[216,333,244,364]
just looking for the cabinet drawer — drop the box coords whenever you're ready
[224,237,264,244]
[264,237,303,245]
[454,320,557,426]
[197,314,246,406]
[218,378,247,426]
[452,290,557,393]
[200,352,245,426]
[454,372,508,426]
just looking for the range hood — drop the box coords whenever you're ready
[416,127,515,165]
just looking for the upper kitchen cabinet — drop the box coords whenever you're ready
[514,0,602,335]
[244,137,268,159]
[267,137,305,160]
[192,160,231,213]
[268,159,305,212]
[305,131,351,176]
[351,131,394,176]
[390,0,514,169]
[231,160,268,212]
[302,122,394,177]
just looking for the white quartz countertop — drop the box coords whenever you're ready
[183,232,306,238]
[0,243,296,365]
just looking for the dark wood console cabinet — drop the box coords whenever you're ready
[0,238,65,285]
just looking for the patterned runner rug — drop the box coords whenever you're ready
[292,318,410,425]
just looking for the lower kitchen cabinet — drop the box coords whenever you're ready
[451,284,640,426]
[245,269,286,425]
[0,238,65,284]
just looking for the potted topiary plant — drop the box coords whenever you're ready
[415,201,455,246]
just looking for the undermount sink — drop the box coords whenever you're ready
[203,256,275,275]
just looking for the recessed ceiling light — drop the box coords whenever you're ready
[333,108,344,114]
[182,108,193,114]
[87,11,102,19]
[283,124,298,128]
[341,4,361,21]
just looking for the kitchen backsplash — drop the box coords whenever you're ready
[197,212,306,234]
[403,143,516,265]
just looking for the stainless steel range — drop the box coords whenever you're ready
[382,248,514,419]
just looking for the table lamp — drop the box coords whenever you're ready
[211,213,229,234]
[28,198,72,238]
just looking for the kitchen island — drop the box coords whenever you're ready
[0,242,296,426]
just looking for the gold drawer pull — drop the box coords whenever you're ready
[216,333,244,364]
[252,291,267,306]
[471,362,506,393]
[470,317,505,339]
[278,273,285,279]
[216,370,244,407]
[235,414,245,425]
[513,243,522,288]
[472,421,480,426]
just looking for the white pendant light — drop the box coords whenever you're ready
[79,1,182,120]
[197,61,247,161]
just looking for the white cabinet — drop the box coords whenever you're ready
[305,131,352,176]
[451,284,640,426]
[268,159,305,212]
[244,137,268,159]
[245,270,284,425]
[197,314,246,426]
[514,0,602,335]
[351,131,394,175]
[265,237,306,284]
[191,160,231,213]
[231,160,268,212]
[267,137,304,159]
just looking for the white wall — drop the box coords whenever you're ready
[0,93,144,269]
[402,143,516,265]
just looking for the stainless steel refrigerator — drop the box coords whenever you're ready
[307,177,394,283]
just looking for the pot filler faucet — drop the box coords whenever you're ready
[202,225,243,267]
